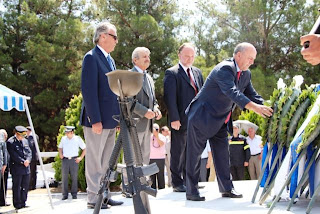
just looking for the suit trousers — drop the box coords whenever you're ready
[248,155,261,180]
[12,173,30,209]
[230,165,245,181]
[199,158,208,182]
[84,127,116,204]
[186,122,233,196]
[0,170,8,206]
[149,159,165,189]
[165,154,172,186]
[62,158,79,197]
[137,127,151,165]
[170,129,187,188]
[29,161,37,190]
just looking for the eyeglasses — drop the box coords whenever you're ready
[105,33,118,41]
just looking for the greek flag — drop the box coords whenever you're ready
[0,84,26,111]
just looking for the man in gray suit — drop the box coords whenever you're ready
[131,47,162,165]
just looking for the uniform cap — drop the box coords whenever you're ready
[26,126,32,131]
[15,125,28,133]
[65,126,75,133]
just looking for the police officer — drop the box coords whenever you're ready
[7,126,32,209]
[228,124,250,181]
[58,126,86,200]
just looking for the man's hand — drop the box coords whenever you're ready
[245,102,273,118]
[1,165,6,175]
[244,162,249,167]
[59,153,64,159]
[92,122,103,134]
[145,109,156,119]
[154,109,162,120]
[75,157,82,164]
[24,160,30,167]
[300,34,320,65]
[171,120,181,130]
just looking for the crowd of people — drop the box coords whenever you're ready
[0,20,319,211]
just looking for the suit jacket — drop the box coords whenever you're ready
[7,136,32,175]
[131,66,158,132]
[186,58,263,137]
[164,64,204,131]
[80,46,119,129]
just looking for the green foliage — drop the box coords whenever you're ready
[0,0,92,151]
[285,86,315,144]
[299,112,320,153]
[238,110,264,136]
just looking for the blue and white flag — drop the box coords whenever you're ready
[0,84,26,111]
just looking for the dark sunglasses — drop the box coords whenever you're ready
[105,33,118,41]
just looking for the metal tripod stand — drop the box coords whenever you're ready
[93,70,159,214]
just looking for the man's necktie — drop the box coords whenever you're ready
[187,68,198,95]
[107,55,115,71]
[225,71,242,124]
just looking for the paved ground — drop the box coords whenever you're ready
[0,180,319,214]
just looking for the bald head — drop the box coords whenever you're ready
[233,42,257,71]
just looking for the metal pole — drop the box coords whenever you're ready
[24,99,54,209]
[252,142,274,203]
[267,149,307,214]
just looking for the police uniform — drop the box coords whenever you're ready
[58,126,86,200]
[229,135,250,181]
[7,126,32,209]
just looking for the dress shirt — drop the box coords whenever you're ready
[97,44,110,60]
[59,135,86,157]
[179,62,196,85]
[246,135,262,155]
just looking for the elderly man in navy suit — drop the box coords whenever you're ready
[164,43,204,192]
[185,42,273,201]
[80,21,123,209]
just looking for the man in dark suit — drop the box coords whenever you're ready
[130,47,162,165]
[7,126,32,209]
[164,43,204,192]
[26,126,38,190]
[80,21,123,209]
[185,42,273,201]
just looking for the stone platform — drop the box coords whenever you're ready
[1,180,319,214]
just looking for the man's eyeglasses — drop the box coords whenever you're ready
[105,33,118,41]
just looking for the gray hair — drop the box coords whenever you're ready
[132,47,150,64]
[93,22,116,45]
[233,42,255,56]
[0,129,7,142]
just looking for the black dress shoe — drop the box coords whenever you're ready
[221,189,243,198]
[0,203,10,207]
[87,203,109,209]
[186,195,206,201]
[72,195,77,199]
[62,196,68,200]
[107,198,124,206]
[173,185,186,192]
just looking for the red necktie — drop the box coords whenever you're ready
[187,68,198,95]
[225,71,241,124]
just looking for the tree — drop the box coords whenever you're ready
[187,0,320,100]
[0,0,92,151]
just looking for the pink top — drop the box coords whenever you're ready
[149,134,166,159]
